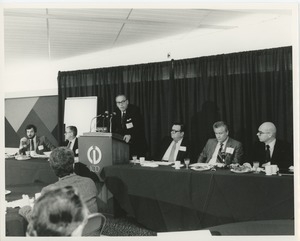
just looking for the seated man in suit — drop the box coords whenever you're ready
[63,126,100,185]
[64,125,79,157]
[19,124,56,155]
[155,122,190,163]
[197,121,243,166]
[251,122,292,169]
[19,147,98,220]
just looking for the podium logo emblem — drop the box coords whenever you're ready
[87,146,102,165]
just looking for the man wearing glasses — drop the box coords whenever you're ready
[155,122,190,162]
[63,125,99,184]
[197,121,243,166]
[252,122,292,169]
[112,94,147,158]
[63,126,78,157]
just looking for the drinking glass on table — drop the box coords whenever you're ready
[184,158,190,169]
[253,161,260,173]
[132,155,138,165]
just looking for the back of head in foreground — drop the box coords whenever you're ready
[26,186,89,236]
[49,146,75,178]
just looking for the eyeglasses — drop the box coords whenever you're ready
[64,131,72,134]
[257,131,269,135]
[116,99,127,104]
[171,130,181,133]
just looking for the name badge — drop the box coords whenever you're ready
[226,147,234,154]
[75,149,79,154]
[179,146,186,152]
[126,122,134,129]
[38,145,44,150]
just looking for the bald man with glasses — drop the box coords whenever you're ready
[154,122,190,163]
[112,94,147,158]
[251,122,293,169]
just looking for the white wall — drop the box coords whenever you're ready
[4,13,294,98]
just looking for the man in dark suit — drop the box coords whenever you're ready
[112,94,147,158]
[252,122,292,170]
[63,125,79,157]
[19,124,56,155]
[155,122,190,163]
[63,125,99,184]
[197,121,243,166]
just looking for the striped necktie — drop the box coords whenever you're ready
[217,143,224,163]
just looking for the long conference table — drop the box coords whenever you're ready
[5,157,58,236]
[5,157,295,236]
[101,163,294,234]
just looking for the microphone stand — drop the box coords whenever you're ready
[109,112,116,133]
[89,114,102,132]
[109,115,113,133]
[102,111,109,132]
[102,115,105,131]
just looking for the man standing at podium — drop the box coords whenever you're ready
[112,94,147,158]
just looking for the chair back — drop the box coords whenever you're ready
[82,213,106,236]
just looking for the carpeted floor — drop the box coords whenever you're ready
[102,215,157,236]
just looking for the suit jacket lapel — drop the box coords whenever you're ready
[208,139,218,160]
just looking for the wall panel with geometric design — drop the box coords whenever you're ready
[5,95,59,148]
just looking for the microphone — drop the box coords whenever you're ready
[109,112,116,133]
[90,114,103,132]
[102,111,110,130]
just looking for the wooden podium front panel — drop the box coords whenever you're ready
[78,133,129,181]
[78,133,129,216]
[79,136,113,181]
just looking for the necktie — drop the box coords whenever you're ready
[265,145,271,162]
[217,143,224,163]
[168,142,177,162]
[30,139,34,151]
[121,111,126,129]
[67,141,71,149]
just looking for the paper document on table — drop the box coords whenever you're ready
[153,161,173,166]
[30,153,48,158]
[140,162,159,168]
[6,195,34,208]
[190,163,213,168]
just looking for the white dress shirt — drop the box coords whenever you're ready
[162,138,183,162]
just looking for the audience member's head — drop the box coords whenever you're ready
[49,147,74,178]
[115,94,129,112]
[25,124,37,139]
[257,122,277,144]
[170,122,185,142]
[27,186,89,236]
[65,126,77,141]
[213,121,229,143]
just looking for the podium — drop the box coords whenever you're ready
[79,132,129,180]
[78,132,129,215]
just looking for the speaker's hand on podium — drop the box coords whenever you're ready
[123,135,131,143]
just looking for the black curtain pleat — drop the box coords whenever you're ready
[58,46,293,162]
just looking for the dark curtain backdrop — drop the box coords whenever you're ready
[58,46,293,162]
